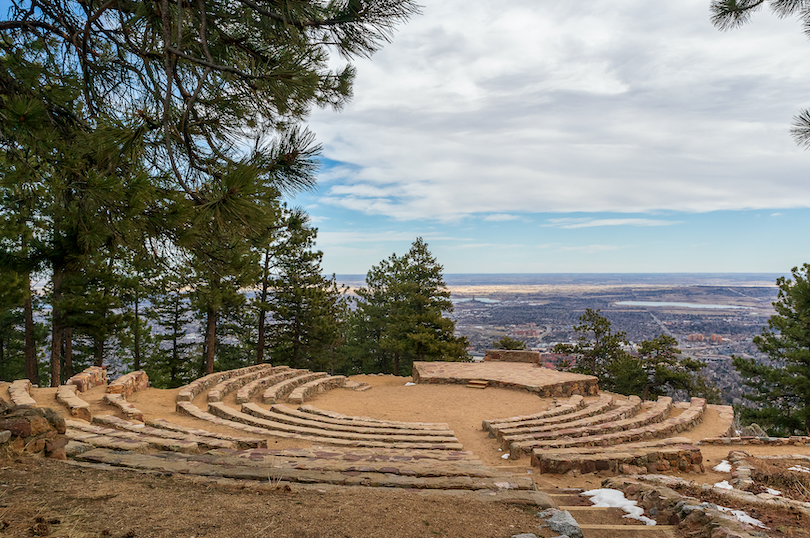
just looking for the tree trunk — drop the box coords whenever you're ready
[393,351,400,376]
[94,336,103,367]
[256,247,271,365]
[50,266,63,387]
[23,273,39,384]
[64,327,74,378]
[133,294,141,370]
[204,305,217,375]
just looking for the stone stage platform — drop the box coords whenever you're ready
[412,362,598,397]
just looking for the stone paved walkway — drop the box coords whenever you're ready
[412,361,598,397]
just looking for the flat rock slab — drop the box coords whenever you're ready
[412,362,598,397]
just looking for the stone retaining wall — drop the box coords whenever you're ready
[484,350,541,364]
[699,435,810,446]
[67,366,107,392]
[0,405,68,459]
[107,370,149,397]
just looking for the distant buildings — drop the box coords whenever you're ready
[687,333,724,344]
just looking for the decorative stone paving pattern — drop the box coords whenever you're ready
[92,415,235,450]
[481,395,584,434]
[486,393,615,439]
[499,395,644,445]
[412,361,598,397]
[55,384,91,421]
[262,371,327,404]
[208,402,465,450]
[207,365,284,402]
[176,364,270,402]
[146,418,267,449]
[244,404,456,437]
[235,368,300,404]
[298,405,450,430]
[8,379,37,409]
[287,375,346,404]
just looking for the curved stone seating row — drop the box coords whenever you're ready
[65,418,199,453]
[9,379,37,410]
[72,446,538,492]
[533,441,704,475]
[481,395,584,434]
[91,415,235,450]
[500,396,670,449]
[275,404,453,433]
[55,385,91,421]
[510,397,707,458]
[208,401,464,450]
[244,403,456,438]
[298,404,451,430]
[287,375,347,404]
[66,366,107,392]
[101,393,144,422]
[485,393,614,439]
[146,418,267,449]
[262,371,327,404]
[235,368,302,404]
[176,364,271,403]
[207,365,289,402]
[497,395,641,444]
[107,370,148,397]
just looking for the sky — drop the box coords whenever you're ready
[288,0,810,275]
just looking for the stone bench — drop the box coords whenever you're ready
[92,415,235,450]
[8,379,37,409]
[243,403,456,438]
[55,384,91,421]
[486,393,614,439]
[146,418,267,449]
[501,396,671,450]
[208,402,464,450]
[498,395,641,444]
[510,397,707,457]
[176,364,270,403]
[207,365,286,402]
[287,375,347,404]
[235,368,299,404]
[106,370,149,397]
[176,401,279,441]
[66,366,107,392]
[481,394,584,434]
[262,371,327,404]
[65,418,199,453]
[530,436,694,465]
[102,393,145,422]
[278,404,453,432]
[533,442,703,475]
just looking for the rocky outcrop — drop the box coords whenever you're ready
[0,404,68,460]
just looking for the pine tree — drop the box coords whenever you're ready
[352,238,468,376]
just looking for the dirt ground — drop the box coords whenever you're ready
[3,374,809,537]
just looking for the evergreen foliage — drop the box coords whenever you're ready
[351,238,468,376]
[492,335,527,350]
[733,264,810,436]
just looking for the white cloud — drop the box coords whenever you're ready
[483,214,522,222]
[544,218,682,228]
[560,244,623,253]
[309,0,810,221]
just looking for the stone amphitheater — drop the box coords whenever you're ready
[3,356,809,538]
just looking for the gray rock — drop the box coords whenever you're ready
[511,534,538,538]
[0,430,10,444]
[740,423,767,437]
[536,508,560,519]
[546,511,583,538]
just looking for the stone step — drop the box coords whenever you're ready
[247,404,456,437]
[558,506,647,526]
[298,404,450,430]
[466,380,489,389]
[92,415,235,450]
[288,375,346,404]
[64,432,151,453]
[486,393,613,437]
[176,364,271,403]
[72,448,537,491]
[207,364,283,402]
[235,368,300,404]
[579,524,677,535]
[263,371,328,404]
[207,446,481,464]
[146,418,268,449]
[482,395,584,433]
[533,444,703,475]
[65,419,199,453]
[209,402,464,450]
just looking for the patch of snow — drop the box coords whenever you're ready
[582,488,656,526]
[789,465,810,473]
[765,487,781,496]
[404,382,416,386]
[713,460,732,472]
[716,505,768,529]
[714,480,734,490]
[502,453,510,459]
